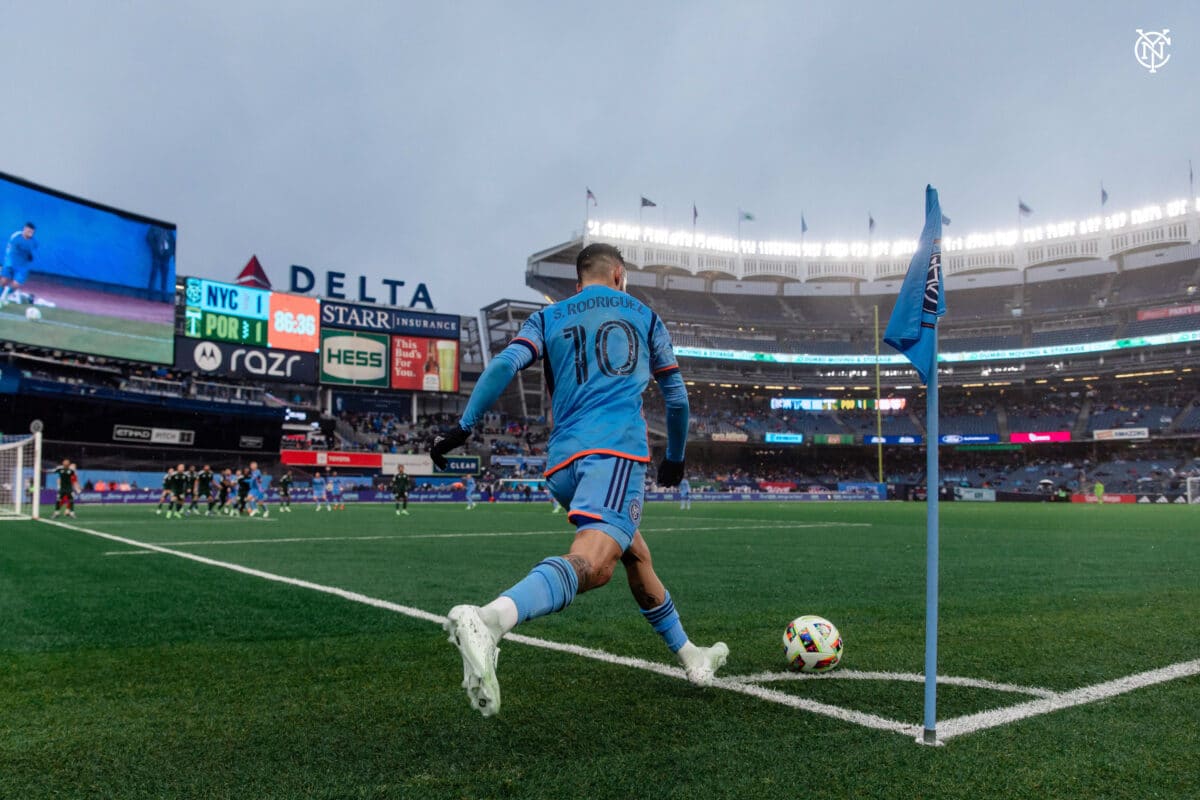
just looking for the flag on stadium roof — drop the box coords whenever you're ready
[1018,199,1033,216]
[869,214,876,234]
[801,214,808,235]
[235,255,272,290]
[740,209,755,221]
[692,203,698,224]
[1101,183,1108,207]
[640,196,657,208]
[586,187,597,206]
[884,185,945,385]
[941,213,952,226]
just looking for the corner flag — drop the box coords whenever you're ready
[883,185,945,384]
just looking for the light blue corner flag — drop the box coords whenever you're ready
[883,185,946,384]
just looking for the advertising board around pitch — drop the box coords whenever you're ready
[320,328,389,387]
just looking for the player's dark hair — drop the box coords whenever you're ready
[576,243,625,282]
[24,221,35,230]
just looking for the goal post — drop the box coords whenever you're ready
[1187,476,1200,505]
[0,430,42,520]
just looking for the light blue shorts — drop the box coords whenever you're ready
[547,454,646,552]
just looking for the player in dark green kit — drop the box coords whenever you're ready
[391,466,411,516]
[156,467,175,516]
[51,458,77,518]
[235,468,252,515]
[169,463,189,519]
[278,469,293,512]
[217,469,233,515]
[194,465,216,516]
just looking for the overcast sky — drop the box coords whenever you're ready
[1,1,1195,314]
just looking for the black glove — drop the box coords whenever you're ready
[657,459,685,487]
[430,426,470,470]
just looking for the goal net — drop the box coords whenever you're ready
[0,432,42,520]
[1187,476,1200,505]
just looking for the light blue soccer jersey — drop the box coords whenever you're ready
[679,478,690,495]
[465,475,476,493]
[465,285,679,475]
[313,476,327,496]
[250,468,264,496]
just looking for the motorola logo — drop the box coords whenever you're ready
[193,342,223,371]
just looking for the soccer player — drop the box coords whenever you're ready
[392,467,411,516]
[156,466,175,516]
[181,465,198,516]
[278,469,293,512]
[679,476,691,511]
[464,474,478,510]
[217,469,233,515]
[235,468,252,515]
[0,222,37,306]
[170,463,188,519]
[432,242,727,717]
[195,464,216,516]
[247,461,269,518]
[51,458,77,518]
[329,470,345,511]
[313,471,330,511]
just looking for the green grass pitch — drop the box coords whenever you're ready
[2,501,1198,799]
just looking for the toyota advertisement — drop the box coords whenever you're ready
[175,338,318,383]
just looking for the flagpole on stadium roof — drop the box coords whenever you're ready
[874,305,883,483]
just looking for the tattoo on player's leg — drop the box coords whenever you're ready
[565,554,592,590]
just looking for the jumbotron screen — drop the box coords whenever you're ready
[0,171,177,364]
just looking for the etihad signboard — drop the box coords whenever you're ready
[319,329,389,387]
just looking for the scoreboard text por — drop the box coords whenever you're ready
[184,278,320,351]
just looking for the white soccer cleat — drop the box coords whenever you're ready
[444,605,502,717]
[684,642,730,687]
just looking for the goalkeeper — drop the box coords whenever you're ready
[431,242,727,717]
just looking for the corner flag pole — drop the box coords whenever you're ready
[881,184,945,746]
[922,334,940,745]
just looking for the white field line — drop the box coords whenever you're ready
[99,521,870,553]
[737,670,1059,698]
[44,517,913,737]
[935,658,1200,740]
[47,518,1200,744]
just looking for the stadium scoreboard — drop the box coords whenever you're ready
[184,278,320,351]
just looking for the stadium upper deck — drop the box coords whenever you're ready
[525,197,1200,387]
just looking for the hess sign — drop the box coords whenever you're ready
[184,277,320,351]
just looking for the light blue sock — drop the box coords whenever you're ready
[501,556,579,623]
[641,592,688,653]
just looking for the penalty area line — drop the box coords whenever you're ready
[44,517,915,737]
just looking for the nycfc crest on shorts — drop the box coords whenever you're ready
[629,499,642,524]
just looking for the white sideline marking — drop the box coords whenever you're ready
[46,518,1200,744]
[936,658,1200,740]
[99,521,870,552]
[738,670,1059,698]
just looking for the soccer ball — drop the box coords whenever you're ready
[25,307,41,321]
[783,615,843,672]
